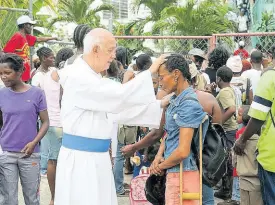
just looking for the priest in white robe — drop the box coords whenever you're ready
[54,28,167,205]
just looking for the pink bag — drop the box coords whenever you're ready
[129,173,152,205]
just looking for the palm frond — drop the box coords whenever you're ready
[92,4,115,14]
[48,16,73,27]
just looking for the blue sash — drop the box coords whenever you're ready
[62,133,111,152]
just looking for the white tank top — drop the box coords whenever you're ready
[40,69,62,127]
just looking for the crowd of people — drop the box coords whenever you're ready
[0,15,275,205]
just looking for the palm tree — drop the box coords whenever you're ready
[131,0,178,35]
[132,0,178,22]
[154,0,234,52]
[50,0,114,28]
[113,20,153,58]
[155,0,233,36]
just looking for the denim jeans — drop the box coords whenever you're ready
[113,142,125,194]
[203,184,214,205]
[258,163,275,205]
[232,177,240,201]
[40,134,48,175]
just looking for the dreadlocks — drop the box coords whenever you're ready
[73,24,91,50]
[55,48,74,68]
[37,47,53,61]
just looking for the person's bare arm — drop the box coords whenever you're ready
[234,118,264,155]
[249,89,253,105]
[59,86,63,108]
[155,135,166,157]
[222,106,236,124]
[150,135,166,173]
[121,89,168,156]
[212,99,223,124]
[36,37,58,43]
[151,127,194,175]
[121,112,165,157]
[51,70,60,83]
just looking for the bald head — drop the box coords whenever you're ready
[83,28,115,54]
[82,28,117,73]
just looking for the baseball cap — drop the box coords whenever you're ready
[226,56,242,73]
[239,41,245,47]
[188,48,205,59]
[17,15,36,26]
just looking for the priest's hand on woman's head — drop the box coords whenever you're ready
[149,54,170,74]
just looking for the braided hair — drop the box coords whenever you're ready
[55,48,74,68]
[0,53,24,72]
[37,47,53,61]
[73,24,91,49]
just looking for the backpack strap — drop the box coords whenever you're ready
[180,95,203,170]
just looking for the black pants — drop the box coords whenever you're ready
[225,130,237,176]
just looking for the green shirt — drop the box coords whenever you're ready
[216,87,238,131]
[249,69,275,173]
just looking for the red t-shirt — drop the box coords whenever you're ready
[234,49,249,59]
[3,32,37,82]
[233,126,246,177]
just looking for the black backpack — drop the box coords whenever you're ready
[144,174,166,205]
[183,97,229,187]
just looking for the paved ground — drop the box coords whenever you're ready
[18,175,132,205]
[18,175,223,205]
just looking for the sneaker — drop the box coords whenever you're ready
[117,190,130,197]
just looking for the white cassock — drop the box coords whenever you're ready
[55,57,162,205]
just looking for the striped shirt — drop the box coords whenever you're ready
[249,68,275,172]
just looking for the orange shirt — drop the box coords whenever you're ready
[3,32,37,82]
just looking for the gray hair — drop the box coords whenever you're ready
[83,34,102,54]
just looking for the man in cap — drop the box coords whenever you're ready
[188,48,210,84]
[188,48,206,70]
[3,15,57,82]
[234,41,249,59]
